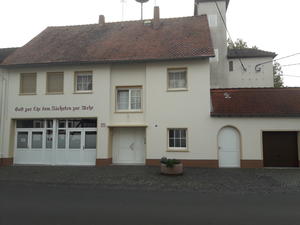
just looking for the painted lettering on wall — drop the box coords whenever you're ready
[14,105,94,113]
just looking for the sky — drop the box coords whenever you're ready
[0,0,299,86]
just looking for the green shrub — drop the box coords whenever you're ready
[160,157,181,168]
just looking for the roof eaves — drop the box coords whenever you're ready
[0,55,214,68]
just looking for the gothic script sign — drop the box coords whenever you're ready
[14,105,94,113]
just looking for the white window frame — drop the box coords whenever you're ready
[116,87,142,112]
[208,14,218,28]
[74,71,93,93]
[167,128,188,151]
[167,68,188,91]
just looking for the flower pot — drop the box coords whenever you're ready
[160,163,183,175]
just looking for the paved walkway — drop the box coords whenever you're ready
[1,166,300,193]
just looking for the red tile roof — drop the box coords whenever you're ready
[211,88,300,117]
[1,15,214,67]
[0,48,18,63]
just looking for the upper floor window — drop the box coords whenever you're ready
[20,73,37,95]
[75,71,93,93]
[47,72,64,94]
[167,68,187,90]
[229,61,234,72]
[116,87,142,112]
[208,15,218,28]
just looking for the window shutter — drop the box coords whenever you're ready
[20,73,37,94]
[47,72,64,93]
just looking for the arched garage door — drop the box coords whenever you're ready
[263,132,299,167]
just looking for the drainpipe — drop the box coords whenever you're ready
[0,72,7,160]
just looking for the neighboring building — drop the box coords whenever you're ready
[0,3,299,169]
[194,0,276,89]
[227,48,276,88]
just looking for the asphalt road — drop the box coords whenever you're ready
[1,182,300,225]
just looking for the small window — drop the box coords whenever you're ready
[75,71,93,92]
[116,87,142,111]
[47,72,64,94]
[208,15,218,27]
[168,128,187,150]
[20,73,37,95]
[229,61,234,72]
[168,69,187,90]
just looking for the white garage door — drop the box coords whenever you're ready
[112,128,146,165]
[218,127,241,168]
[14,119,97,166]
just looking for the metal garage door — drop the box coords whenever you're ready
[263,132,299,167]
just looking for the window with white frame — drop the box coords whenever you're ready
[168,128,187,150]
[208,15,218,27]
[75,71,93,92]
[116,87,142,111]
[168,69,187,90]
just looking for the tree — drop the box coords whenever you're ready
[273,62,284,88]
[228,38,284,87]
[228,39,248,49]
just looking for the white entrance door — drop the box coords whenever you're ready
[218,127,241,168]
[113,128,145,165]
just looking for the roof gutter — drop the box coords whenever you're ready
[0,55,214,69]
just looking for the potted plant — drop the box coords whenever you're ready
[160,157,183,175]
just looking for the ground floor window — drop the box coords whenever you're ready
[16,119,97,151]
[168,128,187,150]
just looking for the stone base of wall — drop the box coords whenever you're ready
[146,159,218,168]
[241,160,264,168]
[96,158,112,166]
[0,158,14,166]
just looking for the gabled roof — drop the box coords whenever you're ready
[0,48,18,63]
[228,48,277,59]
[1,15,214,67]
[211,88,300,117]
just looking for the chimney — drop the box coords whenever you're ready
[99,15,105,26]
[153,6,160,29]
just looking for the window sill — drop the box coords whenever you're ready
[73,91,93,94]
[167,149,189,152]
[19,93,37,96]
[46,92,64,95]
[115,110,143,114]
[167,88,188,92]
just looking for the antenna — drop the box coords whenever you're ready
[121,0,126,20]
[135,0,149,20]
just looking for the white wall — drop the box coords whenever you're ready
[2,59,298,165]
[110,63,146,126]
[227,57,274,88]
[146,59,212,159]
[3,65,111,159]
[197,1,228,88]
